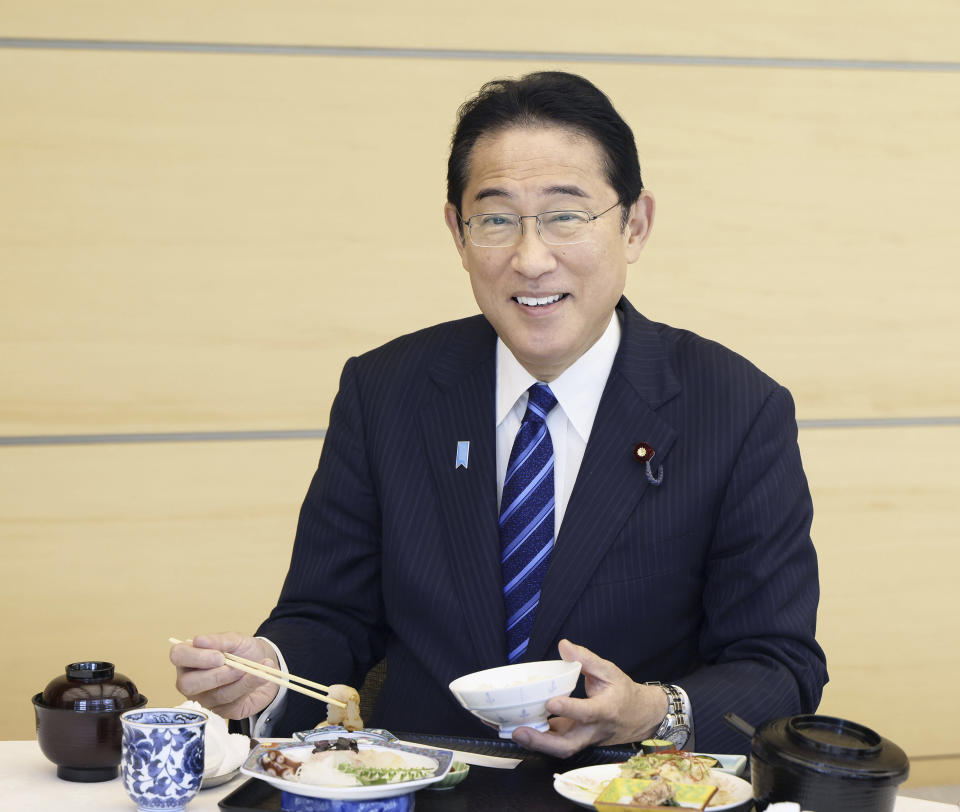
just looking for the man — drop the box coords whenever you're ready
[172,71,827,757]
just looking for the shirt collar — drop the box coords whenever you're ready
[496,312,621,442]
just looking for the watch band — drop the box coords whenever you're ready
[645,681,692,749]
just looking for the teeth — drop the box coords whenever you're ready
[516,294,563,306]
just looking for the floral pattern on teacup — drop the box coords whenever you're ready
[121,710,206,811]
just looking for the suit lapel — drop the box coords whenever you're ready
[419,301,682,666]
[526,299,682,660]
[419,317,506,668]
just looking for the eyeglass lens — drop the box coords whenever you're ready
[469,211,590,247]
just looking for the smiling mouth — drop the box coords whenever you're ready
[513,293,567,307]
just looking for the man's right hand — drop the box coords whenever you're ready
[170,632,280,720]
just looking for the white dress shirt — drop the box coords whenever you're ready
[496,312,621,533]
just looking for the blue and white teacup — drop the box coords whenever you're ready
[120,707,207,811]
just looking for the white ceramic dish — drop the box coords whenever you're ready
[427,760,470,790]
[448,660,581,737]
[200,767,240,789]
[703,753,748,777]
[553,763,753,810]
[295,726,399,746]
[240,739,454,801]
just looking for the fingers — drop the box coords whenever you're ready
[170,633,273,670]
[516,640,663,756]
[545,692,601,722]
[170,632,281,722]
[175,657,239,698]
[557,638,587,662]
[192,631,250,655]
[201,661,280,720]
[558,638,621,684]
[171,632,275,706]
[512,717,592,759]
[174,659,278,720]
[545,673,630,725]
[169,641,225,671]
[173,631,255,660]
[548,639,630,721]
[519,693,622,756]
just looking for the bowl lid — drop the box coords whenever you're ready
[40,661,141,712]
[753,714,909,784]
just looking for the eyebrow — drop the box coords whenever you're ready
[472,184,590,203]
[543,184,589,199]
[473,187,512,202]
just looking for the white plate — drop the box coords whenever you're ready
[554,764,753,810]
[240,740,454,801]
[201,767,240,789]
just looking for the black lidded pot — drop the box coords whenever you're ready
[34,661,147,782]
[749,714,909,812]
[41,661,141,711]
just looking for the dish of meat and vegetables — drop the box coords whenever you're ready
[554,751,752,810]
[241,734,454,800]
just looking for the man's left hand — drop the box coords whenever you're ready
[511,639,668,759]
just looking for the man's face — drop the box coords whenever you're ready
[444,125,654,382]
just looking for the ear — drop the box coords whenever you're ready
[443,202,469,269]
[624,190,655,264]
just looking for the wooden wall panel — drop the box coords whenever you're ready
[0,440,320,741]
[801,426,960,760]
[3,52,958,436]
[0,51,473,434]
[2,1,960,63]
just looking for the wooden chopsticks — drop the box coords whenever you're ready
[169,637,346,708]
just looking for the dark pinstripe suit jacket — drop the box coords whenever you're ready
[257,297,827,754]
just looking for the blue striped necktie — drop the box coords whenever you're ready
[500,383,558,664]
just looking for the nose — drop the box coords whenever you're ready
[511,218,558,278]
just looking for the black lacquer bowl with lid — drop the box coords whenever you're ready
[33,660,148,781]
[746,714,909,812]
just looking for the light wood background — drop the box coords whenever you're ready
[1,1,958,785]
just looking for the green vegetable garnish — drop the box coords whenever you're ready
[336,763,433,785]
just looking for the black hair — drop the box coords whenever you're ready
[447,71,644,229]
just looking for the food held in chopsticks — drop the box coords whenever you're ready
[313,684,364,731]
[257,745,437,787]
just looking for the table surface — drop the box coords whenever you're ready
[1,740,955,812]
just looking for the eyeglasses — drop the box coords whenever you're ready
[460,201,621,248]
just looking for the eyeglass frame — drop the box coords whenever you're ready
[458,200,623,248]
